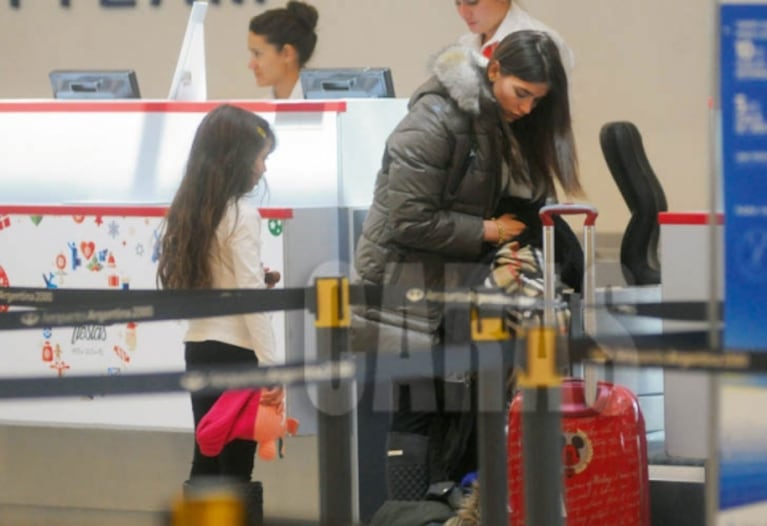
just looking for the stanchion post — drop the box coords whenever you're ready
[471,307,511,526]
[516,325,563,526]
[314,277,355,526]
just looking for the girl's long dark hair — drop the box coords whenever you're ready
[493,30,581,198]
[157,104,275,290]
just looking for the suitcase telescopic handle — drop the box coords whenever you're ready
[539,203,601,405]
[538,203,599,330]
[539,203,598,227]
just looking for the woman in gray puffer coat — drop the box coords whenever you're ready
[354,30,583,503]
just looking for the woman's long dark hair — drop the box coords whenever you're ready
[157,104,275,290]
[492,30,581,198]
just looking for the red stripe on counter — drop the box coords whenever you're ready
[658,212,724,225]
[259,208,293,220]
[0,100,346,113]
[0,205,293,220]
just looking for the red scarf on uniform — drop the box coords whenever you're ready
[482,42,499,60]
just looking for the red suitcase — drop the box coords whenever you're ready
[507,378,650,525]
[506,204,651,526]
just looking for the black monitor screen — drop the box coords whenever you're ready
[300,68,395,99]
[49,70,141,99]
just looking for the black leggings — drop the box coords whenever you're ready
[185,340,259,482]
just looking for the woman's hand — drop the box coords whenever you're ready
[497,213,527,240]
[483,213,526,245]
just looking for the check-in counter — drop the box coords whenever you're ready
[0,204,293,430]
[659,211,723,460]
[0,97,409,428]
[0,99,407,208]
[0,98,407,522]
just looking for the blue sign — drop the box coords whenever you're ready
[721,2,767,351]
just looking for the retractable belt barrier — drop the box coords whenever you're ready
[0,282,751,401]
[0,285,722,320]
[0,285,719,323]
[0,281,739,526]
[0,285,546,329]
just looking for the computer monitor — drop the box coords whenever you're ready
[49,70,141,99]
[300,68,395,99]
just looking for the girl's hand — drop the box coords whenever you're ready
[263,266,281,288]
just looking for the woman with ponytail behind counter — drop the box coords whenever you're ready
[247,0,319,100]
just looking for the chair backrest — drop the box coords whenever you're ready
[599,121,668,285]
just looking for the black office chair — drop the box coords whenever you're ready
[599,121,668,285]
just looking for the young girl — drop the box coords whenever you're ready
[157,104,283,490]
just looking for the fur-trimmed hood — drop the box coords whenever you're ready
[417,45,494,117]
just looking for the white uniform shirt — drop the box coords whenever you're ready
[272,79,304,100]
[184,198,280,365]
[458,2,575,74]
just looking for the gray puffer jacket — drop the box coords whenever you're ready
[354,45,510,332]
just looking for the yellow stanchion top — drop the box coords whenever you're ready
[516,326,562,388]
[171,487,245,526]
[314,277,350,328]
[470,308,509,341]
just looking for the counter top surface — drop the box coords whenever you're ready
[659,211,724,225]
[0,99,348,113]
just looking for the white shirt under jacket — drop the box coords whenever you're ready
[458,2,575,73]
[184,198,280,366]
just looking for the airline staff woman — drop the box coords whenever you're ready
[247,0,319,99]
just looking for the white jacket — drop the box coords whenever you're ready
[184,198,279,365]
[458,2,575,74]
